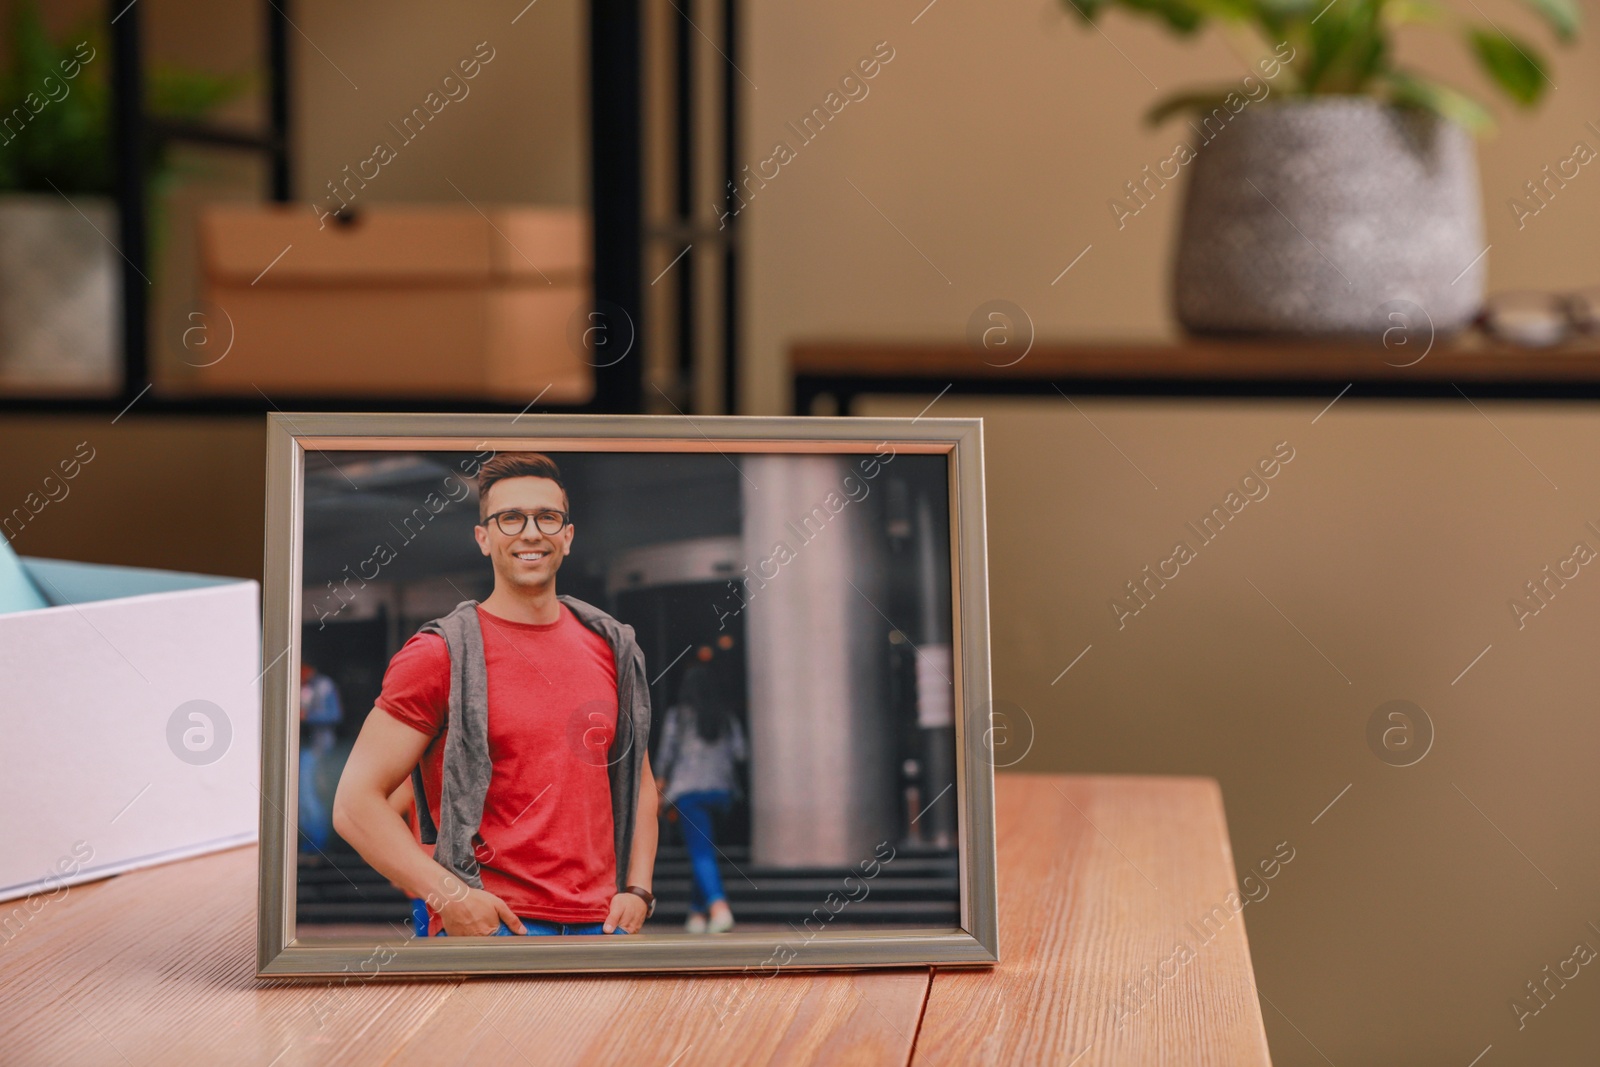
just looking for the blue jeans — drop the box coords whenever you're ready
[675,789,731,913]
[411,898,430,939]
[297,738,334,853]
[436,919,628,936]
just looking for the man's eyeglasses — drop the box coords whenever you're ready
[483,508,570,537]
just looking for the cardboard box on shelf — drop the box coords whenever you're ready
[0,556,261,904]
[191,204,593,402]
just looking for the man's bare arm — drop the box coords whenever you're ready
[385,777,413,819]
[628,752,660,890]
[331,709,526,935]
[603,752,660,933]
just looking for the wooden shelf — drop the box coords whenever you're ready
[791,338,1600,411]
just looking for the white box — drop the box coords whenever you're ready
[0,557,260,903]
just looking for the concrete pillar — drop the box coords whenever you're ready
[741,454,896,867]
[913,490,957,848]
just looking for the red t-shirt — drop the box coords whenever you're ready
[377,604,619,932]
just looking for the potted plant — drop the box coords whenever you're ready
[0,2,241,388]
[1067,0,1579,338]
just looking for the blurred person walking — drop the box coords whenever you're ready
[298,662,344,859]
[656,661,746,933]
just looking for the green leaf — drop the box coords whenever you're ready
[1468,28,1548,106]
[1064,0,1207,34]
[1382,0,1451,27]
[1519,0,1580,42]
[148,66,250,122]
[1385,70,1496,132]
[1302,0,1389,93]
[0,0,243,195]
[1144,90,1235,124]
[1257,0,1322,17]
[0,4,111,195]
[1055,0,1576,111]
[1188,0,1259,21]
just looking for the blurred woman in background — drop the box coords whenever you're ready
[656,660,746,933]
[297,662,344,861]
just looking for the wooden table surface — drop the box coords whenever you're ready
[0,774,1270,1066]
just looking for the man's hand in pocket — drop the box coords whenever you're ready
[604,892,648,934]
[438,887,526,936]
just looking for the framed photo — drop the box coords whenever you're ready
[257,413,996,977]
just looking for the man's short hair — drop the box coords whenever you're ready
[476,452,567,520]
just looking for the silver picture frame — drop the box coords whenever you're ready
[257,412,996,978]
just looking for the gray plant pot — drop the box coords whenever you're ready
[0,193,118,388]
[1172,98,1485,338]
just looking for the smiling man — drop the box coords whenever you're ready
[333,452,659,937]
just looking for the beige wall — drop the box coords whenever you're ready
[288,0,586,209]
[0,416,265,579]
[743,0,1600,415]
[862,394,1600,1065]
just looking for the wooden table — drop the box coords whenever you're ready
[0,774,1270,1065]
[792,338,1600,413]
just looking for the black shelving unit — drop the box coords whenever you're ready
[647,0,743,415]
[3,0,647,417]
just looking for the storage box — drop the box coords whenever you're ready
[192,204,593,402]
[0,557,260,903]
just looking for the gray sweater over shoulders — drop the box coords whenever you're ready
[409,596,652,893]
